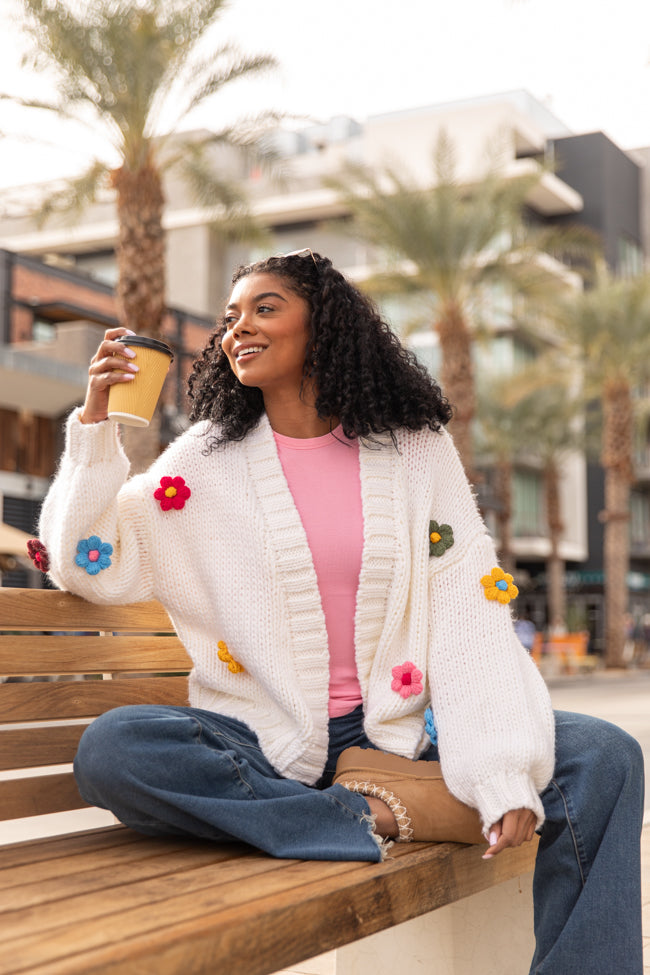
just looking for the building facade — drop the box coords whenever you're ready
[0,90,647,642]
[0,249,214,586]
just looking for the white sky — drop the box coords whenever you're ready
[0,0,649,189]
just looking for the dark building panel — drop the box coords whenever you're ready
[552,132,643,270]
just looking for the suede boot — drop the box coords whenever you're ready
[333,746,485,844]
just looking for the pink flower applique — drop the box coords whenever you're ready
[27,539,49,573]
[391,661,423,699]
[154,476,191,511]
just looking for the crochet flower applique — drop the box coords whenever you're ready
[429,520,454,557]
[481,567,519,605]
[391,661,423,699]
[424,706,438,746]
[154,476,191,511]
[75,536,113,575]
[27,539,49,573]
[217,640,245,674]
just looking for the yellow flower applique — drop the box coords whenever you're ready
[217,640,245,674]
[481,567,518,605]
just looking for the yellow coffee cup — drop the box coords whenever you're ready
[107,335,174,427]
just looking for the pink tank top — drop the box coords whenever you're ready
[273,426,364,717]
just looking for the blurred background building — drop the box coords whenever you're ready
[0,89,647,654]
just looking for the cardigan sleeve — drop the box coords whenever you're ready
[38,410,155,605]
[425,431,555,830]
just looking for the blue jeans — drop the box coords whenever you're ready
[74,707,644,974]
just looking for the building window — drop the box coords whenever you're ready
[73,251,119,286]
[2,494,42,588]
[32,319,56,343]
[617,235,643,279]
[512,469,545,537]
[630,490,650,550]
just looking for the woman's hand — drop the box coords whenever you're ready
[482,808,537,859]
[79,328,139,424]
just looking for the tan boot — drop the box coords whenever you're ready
[333,746,485,844]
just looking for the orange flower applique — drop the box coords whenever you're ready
[481,567,519,605]
[217,640,245,674]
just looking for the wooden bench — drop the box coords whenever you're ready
[0,587,539,975]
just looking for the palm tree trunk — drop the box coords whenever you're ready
[436,304,475,480]
[494,456,514,573]
[111,159,167,472]
[544,458,566,632]
[601,380,633,668]
[111,159,166,339]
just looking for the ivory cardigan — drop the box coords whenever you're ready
[39,409,555,831]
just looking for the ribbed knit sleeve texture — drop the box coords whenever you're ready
[39,411,154,604]
[38,412,555,818]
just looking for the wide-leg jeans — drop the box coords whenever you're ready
[74,707,645,975]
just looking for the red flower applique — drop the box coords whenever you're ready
[154,476,191,511]
[27,539,49,573]
[391,661,423,699]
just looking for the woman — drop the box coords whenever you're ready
[39,251,644,973]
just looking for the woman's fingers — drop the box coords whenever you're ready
[482,809,537,859]
[80,328,138,424]
[91,328,137,367]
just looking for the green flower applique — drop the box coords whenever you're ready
[429,520,454,557]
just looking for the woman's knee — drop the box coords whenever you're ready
[74,705,156,792]
[553,710,645,799]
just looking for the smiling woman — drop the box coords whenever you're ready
[220,272,318,436]
[36,250,645,975]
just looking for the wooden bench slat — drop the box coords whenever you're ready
[0,840,537,975]
[2,843,279,919]
[0,771,90,820]
[1,836,245,905]
[0,590,174,632]
[3,847,277,943]
[0,849,377,972]
[0,825,141,869]
[0,635,191,676]
[0,676,188,721]
[0,724,87,770]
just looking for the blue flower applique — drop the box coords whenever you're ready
[75,535,113,575]
[424,706,438,746]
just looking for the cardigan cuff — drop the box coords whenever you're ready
[471,770,546,832]
[66,408,127,468]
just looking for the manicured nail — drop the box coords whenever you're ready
[123,347,136,358]
[126,363,139,371]
[489,831,498,846]
[482,851,494,860]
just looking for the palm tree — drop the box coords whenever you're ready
[535,264,650,666]
[328,132,594,480]
[4,0,279,340]
[496,379,589,632]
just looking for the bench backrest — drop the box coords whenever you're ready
[0,588,190,823]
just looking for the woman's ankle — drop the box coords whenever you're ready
[366,796,399,838]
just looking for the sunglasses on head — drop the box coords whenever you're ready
[276,248,318,267]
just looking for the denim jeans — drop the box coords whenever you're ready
[74,706,644,974]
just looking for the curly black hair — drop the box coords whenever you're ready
[187,251,452,448]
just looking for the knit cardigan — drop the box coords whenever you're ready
[39,409,555,831]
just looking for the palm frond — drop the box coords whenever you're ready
[172,146,269,246]
[160,49,278,132]
[30,159,111,226]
